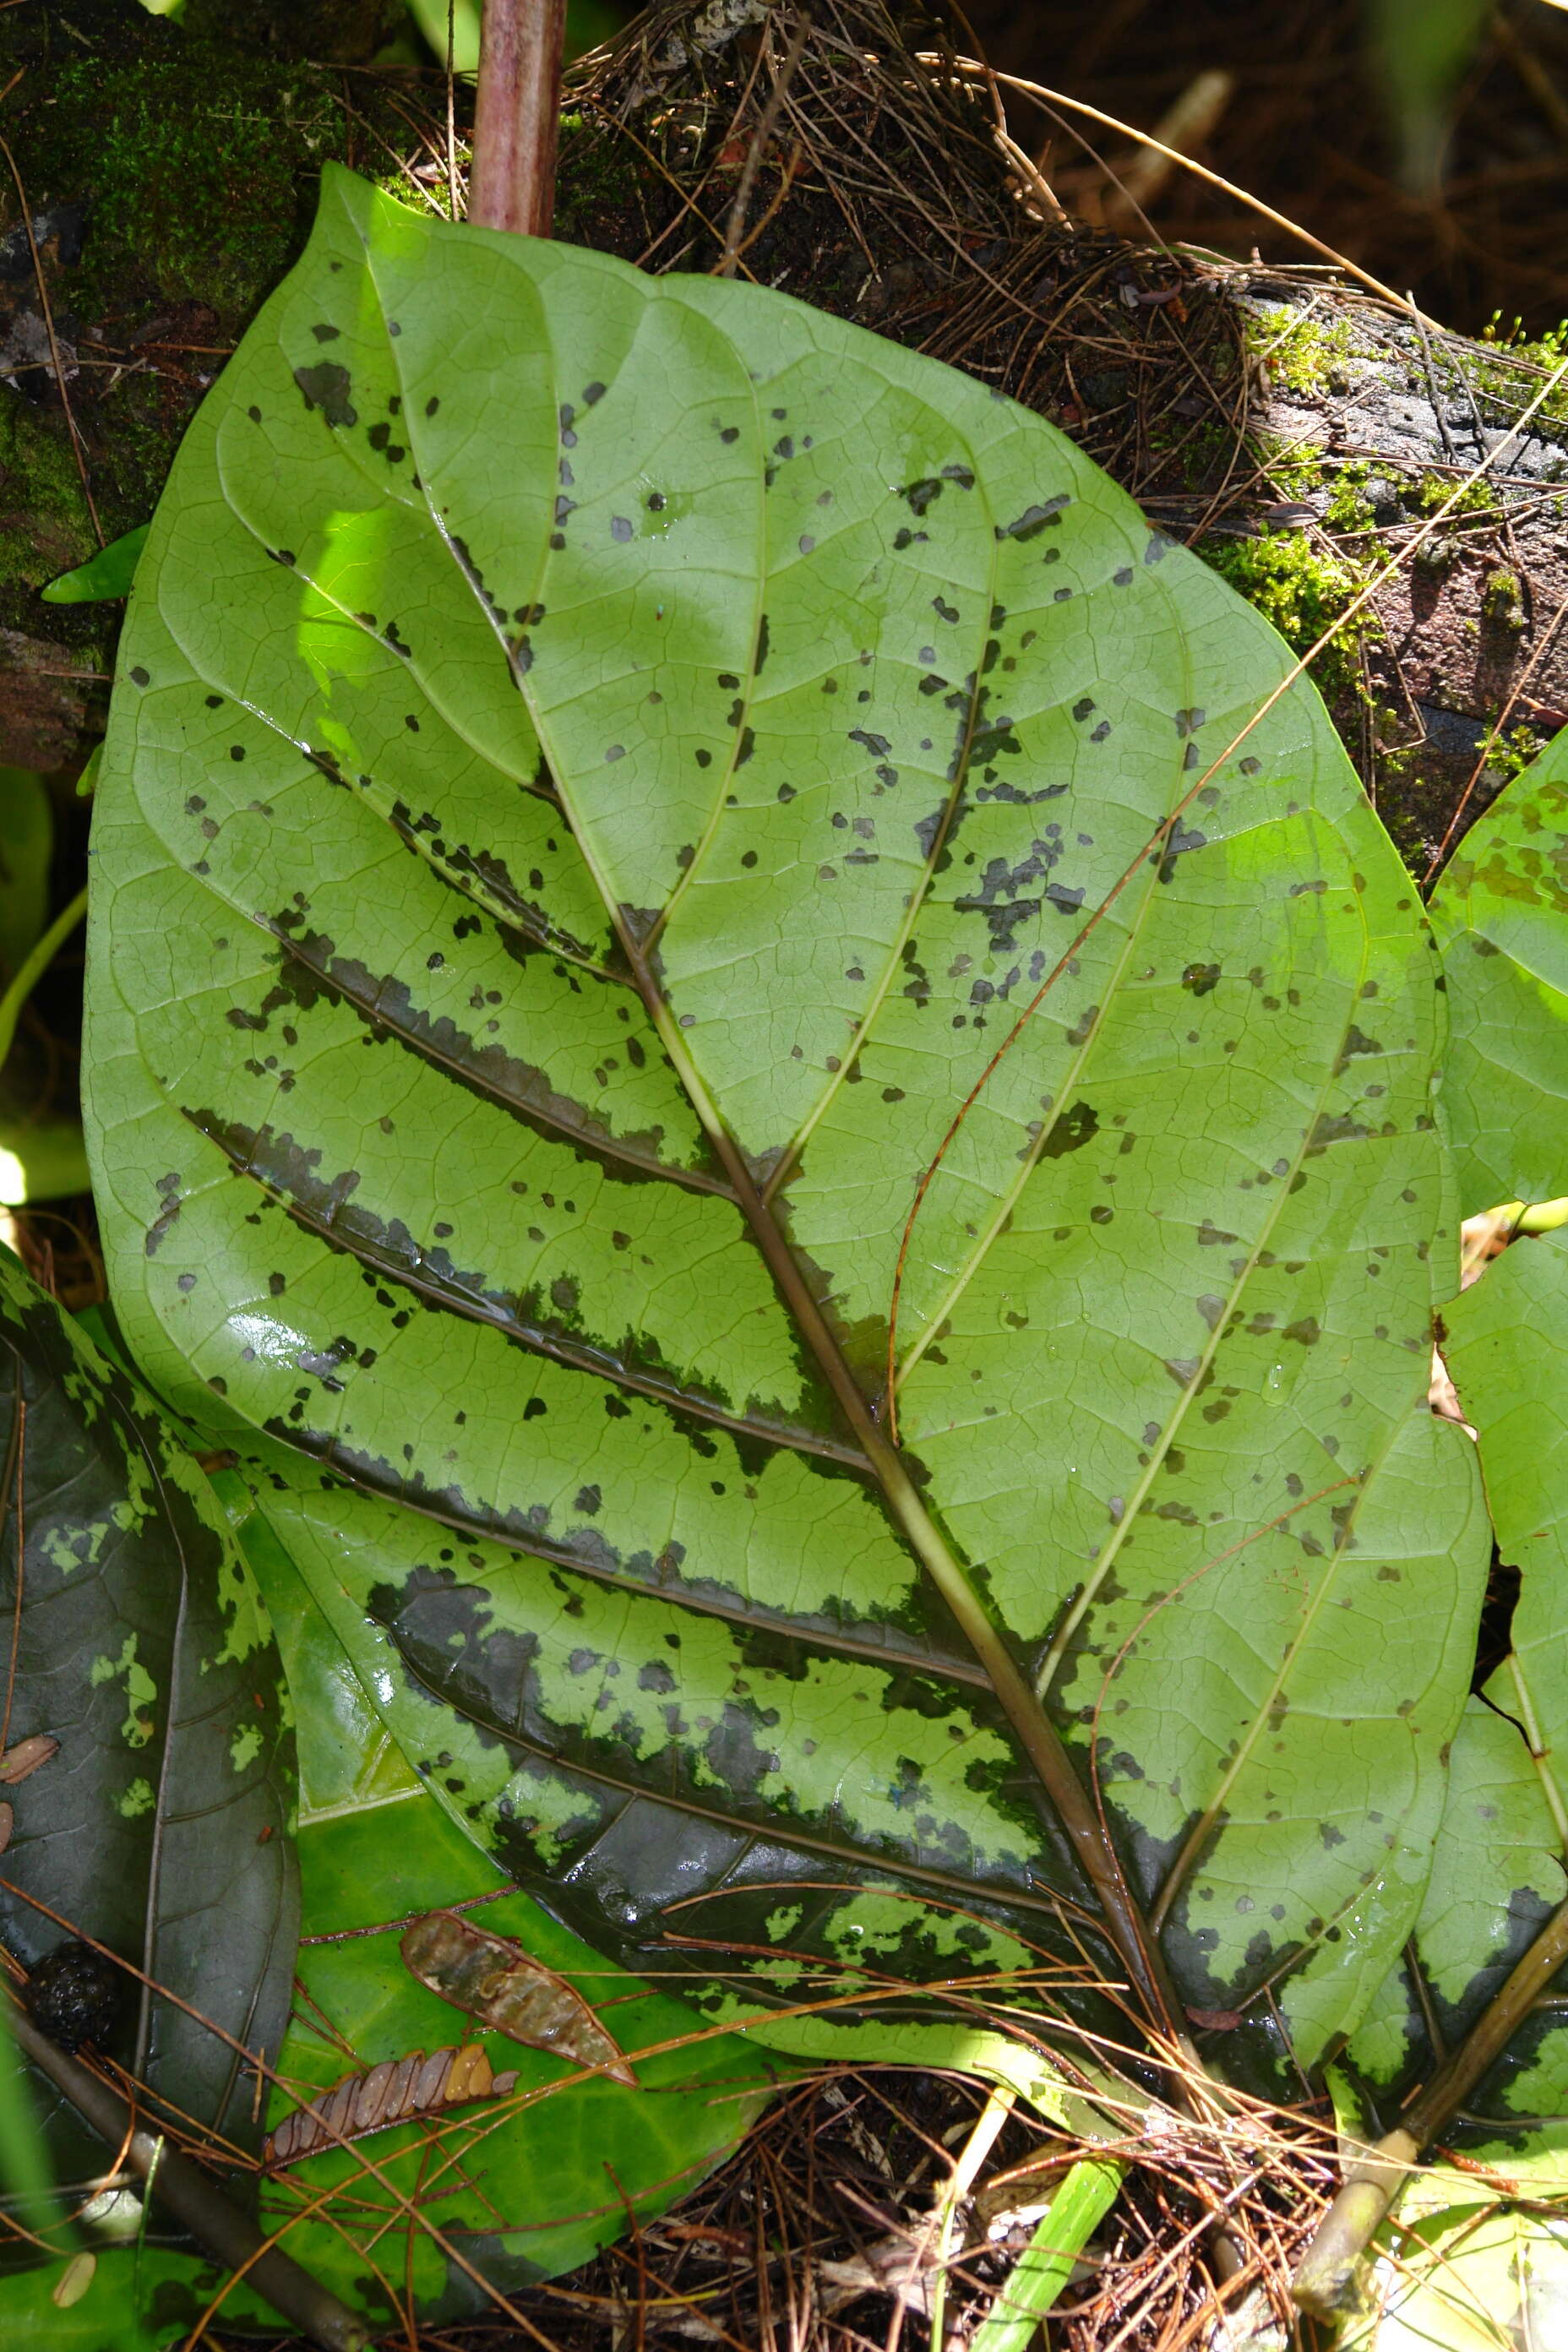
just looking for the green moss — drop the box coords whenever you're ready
[1249,306,1356,399]
[0,400,95,591]
[1412,473,1500,522]
[1323,462,1375,533]
[1489,720,1549,787]
[1198,526,1375,704]
[34,52,341,319]
[1482,312,1568,370]
[1482,568,1526,631]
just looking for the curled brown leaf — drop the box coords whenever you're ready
[264,2042,517,2170]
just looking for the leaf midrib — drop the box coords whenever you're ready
[346,210,1197,2052]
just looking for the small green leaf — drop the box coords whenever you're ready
[40,525,148,605]
[970,2157,1123,2352]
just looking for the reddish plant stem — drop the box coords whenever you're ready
[468,0,569,236]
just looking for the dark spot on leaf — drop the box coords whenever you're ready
[294,362,357,428]
[1041,1100,1098,1157]
[996,496,1069,541]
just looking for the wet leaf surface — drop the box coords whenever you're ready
[233,1494,781,2312]
[84,167,1489,2108]
[0,1250,297,2228]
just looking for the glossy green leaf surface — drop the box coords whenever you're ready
[0,1252,297,2229]
[1430,731,1568,1213]
[84,167,1488,2092]
[237,1500,781,2316]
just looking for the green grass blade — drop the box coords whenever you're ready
[971,2158,1124,2352]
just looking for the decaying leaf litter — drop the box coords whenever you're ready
[8,4,1568,2352]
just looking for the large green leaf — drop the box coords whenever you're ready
[83,166,1488,2096]
[1429,732,1568,1214]
[0,1251,297,2230]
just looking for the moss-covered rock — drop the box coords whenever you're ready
[0,0,460,757]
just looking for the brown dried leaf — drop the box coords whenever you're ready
[400,1908,636,2086]
[264,2042,517,2170]
[0,1733,58,1785]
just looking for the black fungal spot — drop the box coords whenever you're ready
[145,1171,182,1257]
[128,665,150,688]
[1156,820,1207,885]
[293,362,357,428]
[1042,1100,1098,1157]
[1182,962,1221,996]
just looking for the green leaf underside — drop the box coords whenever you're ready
[1430,730,1568,1214]
[0,1254,297,2223]
[1351,1230,1568,2136]
[85,167,1489,2089]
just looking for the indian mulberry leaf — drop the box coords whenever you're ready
[83,168,1487,2096]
